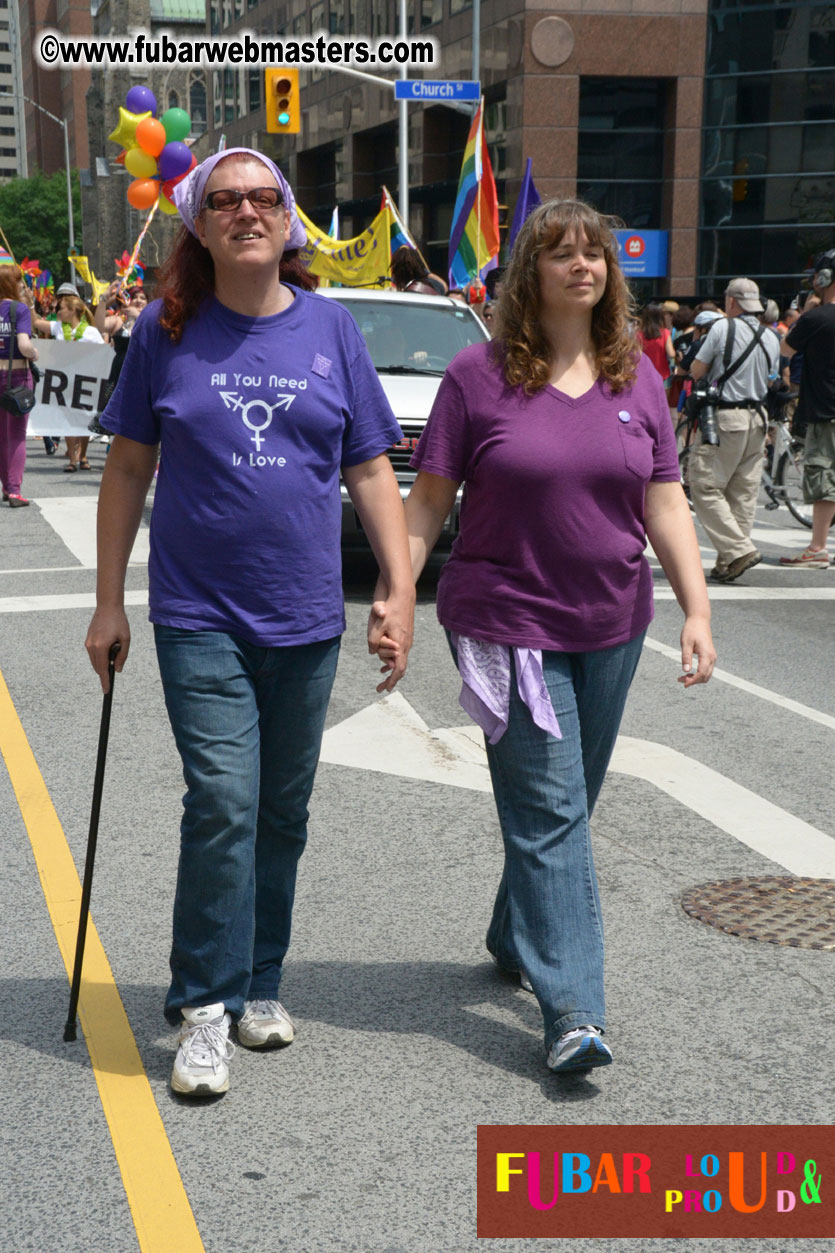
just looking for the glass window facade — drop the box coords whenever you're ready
[190,75,207,135]
[699,0,835,299]
[248,67,261,113]
[419,0,442,27]
[576,78,667,229]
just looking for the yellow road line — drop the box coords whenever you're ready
[0,666,204,1253]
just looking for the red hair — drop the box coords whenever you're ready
[156,226,317,343]
[0,265,22,300]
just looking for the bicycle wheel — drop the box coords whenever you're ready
[775,442,813,528]
[676,417,696,510]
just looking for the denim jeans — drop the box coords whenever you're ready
[468,632,645,1049]
[154,626,340,1024]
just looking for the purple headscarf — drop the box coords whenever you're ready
[171,148,307,250]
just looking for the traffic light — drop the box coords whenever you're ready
[265,68,300,134]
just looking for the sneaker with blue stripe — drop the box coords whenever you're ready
[547,1025,613,1074]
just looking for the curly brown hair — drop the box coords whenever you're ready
[494,199,639,395]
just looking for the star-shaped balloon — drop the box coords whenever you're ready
[107,108,151,150]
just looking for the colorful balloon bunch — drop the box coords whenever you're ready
[108,86,196,215]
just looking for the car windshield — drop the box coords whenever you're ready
[330,298,488,373]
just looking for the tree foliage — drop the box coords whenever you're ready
[0,168,82,283]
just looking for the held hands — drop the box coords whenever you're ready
[367,592,415,693]
[85,607,131,693]
[678,615,716,687]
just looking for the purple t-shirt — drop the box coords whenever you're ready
[103,287,401,646]
[411,343,680,651]
[0,300,32,358]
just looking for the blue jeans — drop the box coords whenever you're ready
[465,633,645,1049]
[154,626,340,1025]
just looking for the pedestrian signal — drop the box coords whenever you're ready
[265,68,300,134]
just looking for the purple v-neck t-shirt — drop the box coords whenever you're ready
[103,287,401,646]
[411,343,680,652]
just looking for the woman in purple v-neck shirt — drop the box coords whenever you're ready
[404,200,716,1075]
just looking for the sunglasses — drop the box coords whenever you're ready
[203,187,284,212]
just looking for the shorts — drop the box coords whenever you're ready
[802,420,835,503]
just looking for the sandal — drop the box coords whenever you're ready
[64,462,79,473]
[79,458,92,470]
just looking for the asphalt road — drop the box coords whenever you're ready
[1,439,834,1253]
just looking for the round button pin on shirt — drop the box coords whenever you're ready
[618,410,631,422]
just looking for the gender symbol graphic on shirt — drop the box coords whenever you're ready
[219,391,296,450]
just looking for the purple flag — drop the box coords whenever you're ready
[508,158,541,250]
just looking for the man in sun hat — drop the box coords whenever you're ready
[687,277,780,582]
[676,308,724,374]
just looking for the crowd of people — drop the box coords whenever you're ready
[630,279,833,579]
[0,271,152,505]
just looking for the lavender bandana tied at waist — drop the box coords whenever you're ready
[452,634,562,744]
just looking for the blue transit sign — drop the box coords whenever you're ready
[394,80,481,102]
[614,229,669,278]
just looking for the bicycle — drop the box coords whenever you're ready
[676,399,812,529]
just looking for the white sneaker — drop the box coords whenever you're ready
[171,1003,234,1096]
[237,998,295,1049]
[547,1025,613,1074]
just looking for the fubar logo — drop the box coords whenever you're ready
[477,1126,831,1239]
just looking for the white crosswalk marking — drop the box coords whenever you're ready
[653,586,835,599]
[0,590,149,614]
[319,691,835,877]
[33,497,149,568]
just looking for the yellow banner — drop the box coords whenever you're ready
[297,206,391,288]
[69,254,111,304]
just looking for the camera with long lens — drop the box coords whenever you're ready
[686,381,721,446]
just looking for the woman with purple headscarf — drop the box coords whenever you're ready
[85,149,415,1098]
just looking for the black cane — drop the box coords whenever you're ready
[63,643,120,1042]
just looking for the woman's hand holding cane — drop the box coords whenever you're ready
[85,608,130,693]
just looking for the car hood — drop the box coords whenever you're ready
[376,372,441,423]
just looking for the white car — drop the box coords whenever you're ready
[319,288,491,552]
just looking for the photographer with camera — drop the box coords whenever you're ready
[778,250,835,569]
[688,278,780,582]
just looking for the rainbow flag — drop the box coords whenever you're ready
[0,244,15,266]
[448,99,500,290]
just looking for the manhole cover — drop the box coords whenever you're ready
[681,877,835,950]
